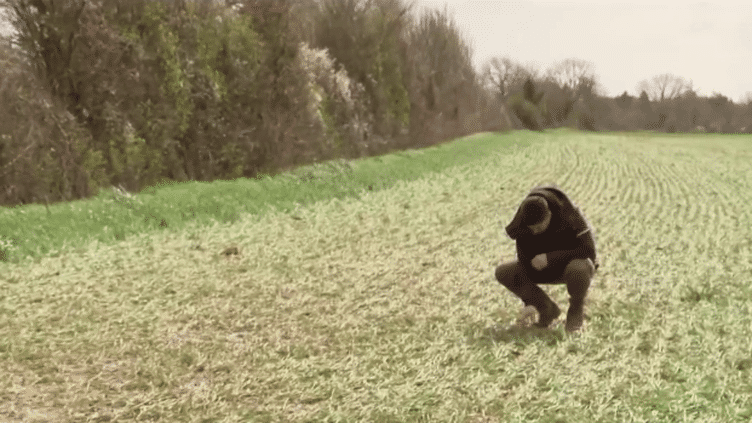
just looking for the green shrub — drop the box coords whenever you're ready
[314,0,411,143]
[508,81,545,131]
[296,42,373,158]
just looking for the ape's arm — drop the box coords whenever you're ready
[538,230,597,272]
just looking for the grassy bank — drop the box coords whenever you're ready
[0,131,533,264]
[2,130,752,422]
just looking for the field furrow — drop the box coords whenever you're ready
[2,131,751,422]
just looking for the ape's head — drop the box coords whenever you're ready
[505,194,552,239]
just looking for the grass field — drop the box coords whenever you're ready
[2,130,752,422]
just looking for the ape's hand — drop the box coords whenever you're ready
[531,254,548,270]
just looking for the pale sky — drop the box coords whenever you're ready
[414,0,752,102]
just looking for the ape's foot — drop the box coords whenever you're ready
[534,302,561,328]
[515,305,538,327]
[565,305,585,332]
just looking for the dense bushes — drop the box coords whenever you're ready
[0,41,105,204]
[2,0,748,206]
[1,0,501,206]
[402,6,480,145]
[311,0,412,148]
[296,42,373,158]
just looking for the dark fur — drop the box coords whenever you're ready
[496,186,598,331]
[506,186,597,283]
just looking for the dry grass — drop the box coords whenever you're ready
[2,131,752,422]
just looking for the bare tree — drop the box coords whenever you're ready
[636,73,692,102]
[741,91,752,106]
[546,58,596,98]
[481,56,530,99]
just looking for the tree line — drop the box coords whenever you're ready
[0,0,749,206]
[482,56,752,134]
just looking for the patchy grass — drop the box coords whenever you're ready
[0,131,532,264]
[2,130,752,422]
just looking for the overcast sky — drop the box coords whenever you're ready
[414,0,752,102]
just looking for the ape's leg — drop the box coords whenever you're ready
[495,261,561,328]
[562,258,595,332]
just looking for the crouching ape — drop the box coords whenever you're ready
[495,186,598,332]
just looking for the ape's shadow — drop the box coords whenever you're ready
[471,322,565,348]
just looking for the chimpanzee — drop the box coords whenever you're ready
[495,186,598,332]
